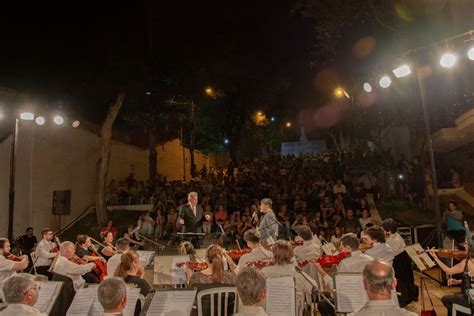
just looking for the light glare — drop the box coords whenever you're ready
[392,64,411,78]
[20,112,35,120]
[72,120,80,128]
[363,83,372,93]
[440,53,457,68]
[468,47,474,61]
[53,115,64,125]
[379,76,392,88]
[35,116,45,125]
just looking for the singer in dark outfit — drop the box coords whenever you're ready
[256,198,279,246]
[177,192,210,249]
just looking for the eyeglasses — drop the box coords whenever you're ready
[24,283,41,295]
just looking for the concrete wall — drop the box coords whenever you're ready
[0,121,216,238]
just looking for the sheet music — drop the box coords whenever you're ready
[171,255,190,285]
[67,287,140,316]
[406,243,436,271]
[34,281,62,313]
[266,276,296,316]
[335,273,367,313]
[137,250,155,267]
[322,242,339,255]
[146,289,197,315]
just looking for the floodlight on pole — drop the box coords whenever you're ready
[334,87,344,98]
[35,116,45,125]
[392,64,412,78]
[20,112,35,120]
[363,82,373,93]
[53,115,64,125]
[440,52,457,68]
[468,47,474,61]
[379,76,392,88]
[285,121,292,128]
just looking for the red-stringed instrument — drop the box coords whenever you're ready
[226,248,251,260]
[89,245,107,282]
[175,261,208,270]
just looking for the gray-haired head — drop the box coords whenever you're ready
[188,191,198,199]
[2,273,37,304]
[236,267,267,306]
[260,198,272,208]
[362,260,395,295]
[115,238,130,252]
[97,277,127,312]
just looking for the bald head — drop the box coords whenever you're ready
[362,260,396,300]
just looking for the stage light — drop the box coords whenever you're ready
[379,76,392,88]
[440,52,457,68]
[72,120,80,128]
[224,138,229,144]
[270,116,275,122]
[53,115,64,125]
[145,91,151,95]
[363,83,372,93]
[468,47,474,61]
[20,112,35,120]
[35,116,45,125]
[392,64,411,78]
[285,122,292,128]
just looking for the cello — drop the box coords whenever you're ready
[88,239,108,282]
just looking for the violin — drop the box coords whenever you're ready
[298,252,351,268]
[246,258,275,269]
[226,248,251,260]
[176,261,208,271]
[290,239,304,247]
[69,254,88,265]
[419,248,467,260]
[359,243,373,252]
[6,253,23,262]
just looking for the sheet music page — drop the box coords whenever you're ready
[122,288,141,316]
[137,250,155,267]
[34,282,60,313]
[67,287,96,316]
[322,242,339,255]
[154,255,190,285]
[146,289,197,315]
[335,273,367,313]
[406,244,435,271]
[266,276,296,316]
[171,255,191,285]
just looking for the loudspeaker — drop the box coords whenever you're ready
[52,190,71,215]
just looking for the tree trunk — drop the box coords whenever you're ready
[148,126,157,189]
[95,93,125,225]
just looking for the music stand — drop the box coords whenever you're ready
[134,231,166,256]
[176,232,205,249]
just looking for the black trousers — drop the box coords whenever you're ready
[36,265,53,280]
[441,293,471,316]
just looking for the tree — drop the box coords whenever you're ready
[95,93,125,225]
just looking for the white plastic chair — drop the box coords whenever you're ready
[197,287,238,316]
[452,303,470,316]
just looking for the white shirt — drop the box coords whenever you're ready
[323,250,373,289]
[237,247,273,273]
[294,241,322,261]
[312,235,322,247]
[107,253,123,277]
[34,240,56,267]
[385,233,406,257]
[234,305,267,316]
[0,256,16,284]
[353,299,417,316]
[52,255,94,291]
[0,303,47,316]
[365,243,395,265]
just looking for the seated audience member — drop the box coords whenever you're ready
[52,241,95,291]
[106,179,119,205]
[428,246,474,315]
[16,227,38,255]
[202,205,214,236]
[137,212,155,237]
[0,274,46,316]
[333,179,347,194]
[339,209,361,234]
[330,226,344,248]
[34,228,57,279]
[354,260,416,316]
[363,227,395,265]
[99,231,116,261]
[124,225,144,249]
[0,238,28,284]
[107,238,130,277]
[262,240,316,316]
[235,268,268,316]
[114,251,152,296]
[315,235,374,316]
[100,220,118,239]
[237,230,273,272]
[97,277,127,316]
[188,244,237,287]
[359,209,373,230]
[214,204,228,225]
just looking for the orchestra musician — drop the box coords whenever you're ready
[0,238,29,284]
[237,229,273,272]
[177,192,211,249]
[314,235,373,316]
[0,274,46,316]
[256,198,279,246]
[99,231,116,261]
[234,267,268,316]
[107,238,130,277]
[75,235,106,283]
[51,241,96,291]
[261,240,316,316]
[34,228,57,280]
[293,225,322,279]
[428,246,473,315]
[362,227,395,265]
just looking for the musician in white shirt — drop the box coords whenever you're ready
[237,230,273,272]
[0,238,28,284]
[293,225,322,280]
[363,227,395,265]
[0,274,46,316]
[34,229,57,280]
[235,267,268,316]
[381,219,406,256]
[52,241,95,291]
[106,238,130,277]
